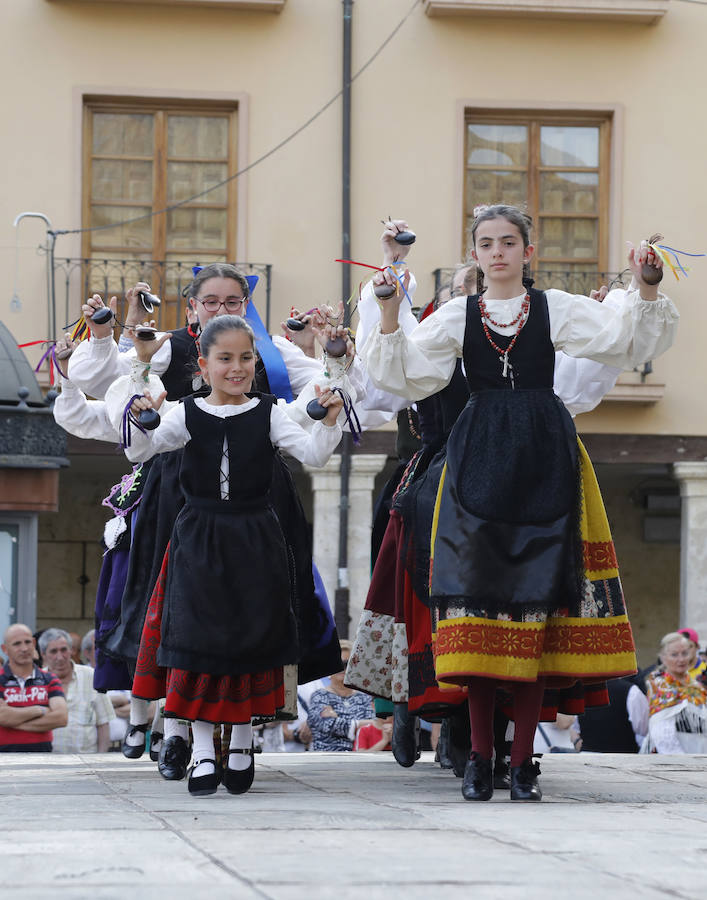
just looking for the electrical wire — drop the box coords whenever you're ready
[54,0,422,237]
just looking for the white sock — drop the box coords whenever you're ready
[151,703,164,735]
[164,717,190,742]
[125,697,149,746]
[228,723,253,771]
[191,720,215,777]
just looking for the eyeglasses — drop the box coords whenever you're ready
[195,297,246,313]
[450,288,467,299]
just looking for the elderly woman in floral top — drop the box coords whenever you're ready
[307,640,374,751]
[641,632,707,754]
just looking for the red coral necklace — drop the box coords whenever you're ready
[478,292,530,389]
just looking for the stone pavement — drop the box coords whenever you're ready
[2,751,706,900]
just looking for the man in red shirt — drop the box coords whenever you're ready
[0,624,68,752]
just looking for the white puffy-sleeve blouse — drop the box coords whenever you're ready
[362,287,679,402]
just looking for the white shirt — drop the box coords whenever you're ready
[112,396,343,471]
[361,288,678,402]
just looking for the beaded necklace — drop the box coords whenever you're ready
[187,322,201,356]
[478,292,530,389]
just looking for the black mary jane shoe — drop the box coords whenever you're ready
[158,735,190,781]
[223,747,255,795]
[121,723,148,759]
[188,759,220,797]
[149,731,164,763]
[461,753,493,801]
[448,708,472,779]
[391,704,419,768]
[510,758,542,801]
[493,757,511,791]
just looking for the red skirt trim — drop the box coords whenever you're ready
[132,544,285,725]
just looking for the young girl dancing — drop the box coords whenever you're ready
[112,314,344,796]
[362,204,679,801]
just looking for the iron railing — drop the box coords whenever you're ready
[432,267,630,298]
[52,257,273,334]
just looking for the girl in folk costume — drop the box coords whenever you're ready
[112,314,344,796]
[74,266,349,774]
[347,224,627,778]
[361,204,679,801]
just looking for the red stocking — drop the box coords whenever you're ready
[466,676,497,760]
[510,678,546,766]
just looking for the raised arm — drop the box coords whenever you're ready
[549,245,679,369]
[361,296,465,402]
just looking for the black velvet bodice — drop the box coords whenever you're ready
[462,288,555,392]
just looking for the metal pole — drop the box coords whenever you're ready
[12,211,55,339]
[335,0,354,638]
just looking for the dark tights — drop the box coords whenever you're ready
[467,676,546,766]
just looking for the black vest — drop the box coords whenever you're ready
[181,394,275,506]
[462,288,555,392]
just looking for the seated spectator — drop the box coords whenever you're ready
[68,631,82,665]
[355,713,393,751]
[283,678,324,752]
[80,628,130,745]
[40,628,115,753]
[641,632,707,754]
[578,672,648,753]
[678,628,707,682]
[534,713,581,754]
[0,624,67,752]
[307,641,374,751]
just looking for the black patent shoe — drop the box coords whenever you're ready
[188,759,219,796]
[391,704,419,768]
[149,731,164,763]
[223,747,255,795]
[510,758,542,801]
[436,719,454,769]
[461,753,493,801]
[158,735,190,781]
[448,708,472,779]
[493,757,511,790]
[121,723,148,759]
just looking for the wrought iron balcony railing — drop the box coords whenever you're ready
[52,257,273,334]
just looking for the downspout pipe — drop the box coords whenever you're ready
[335,0,354,638]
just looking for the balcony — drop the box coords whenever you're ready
[424,0,669,24]
[46,0,286,11]
[52,257,273,335]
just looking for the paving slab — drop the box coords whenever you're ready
[0,751,705,900]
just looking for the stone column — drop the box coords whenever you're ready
[305,453,389,638]
[673,461,707,638]
[347,454,390,634]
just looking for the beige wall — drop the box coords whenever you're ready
[2,0,705,436]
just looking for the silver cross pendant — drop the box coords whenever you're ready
[500,352,515,389]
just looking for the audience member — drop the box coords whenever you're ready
[68,631,82,665]
[578,672,648,753]
[40,628,115,753]
[678,628,707,681]
[0,624,67,752]
[642,632,707,754]
[307,641,374,751]
[354,713,393,751]
[283,678,324,751]
[534,713,581,754]
[79,628,131,744]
